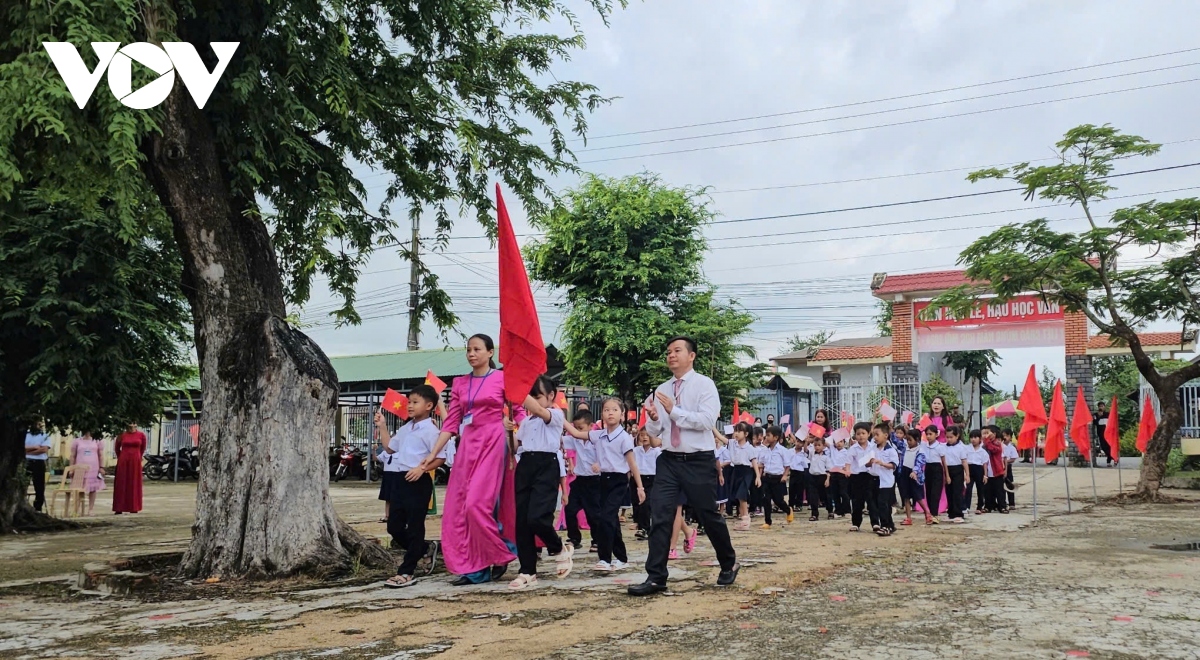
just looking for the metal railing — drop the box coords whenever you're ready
[822,379,922,426]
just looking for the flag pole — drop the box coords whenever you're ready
[1030,444,1038,521]
[1061,457,1071,513]
[1087,448,1099,503]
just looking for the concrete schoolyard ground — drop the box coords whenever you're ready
[1,462,1196,659]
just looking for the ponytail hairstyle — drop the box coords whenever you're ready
[529,374,557,400]
[734,420,754,441]
[468,333,498,369]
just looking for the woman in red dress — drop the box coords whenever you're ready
[113,423,146,514]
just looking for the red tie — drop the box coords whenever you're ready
[671,379,683,448]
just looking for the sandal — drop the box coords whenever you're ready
[929,517,940,525]
[378,517,388,523]
[849,525,860,532]
[901,518,913,526]
[684,528,698,554]
[555,544,574,579]
[384,574,415,589]
[423,541,440,576]
[808,516,819,522]
[509,573,537,590]
[875,528,892,537]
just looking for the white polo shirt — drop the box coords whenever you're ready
[564,436,599,477]
[517,408,565,454]
[385,418,444,471]
[591,427,635,474]
[634,445,661,476]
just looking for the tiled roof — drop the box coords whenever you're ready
[813,340,893,362]
[872,270,977,296]
[1086,332,1196,350]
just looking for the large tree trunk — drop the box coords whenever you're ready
[0,416,74,533]
[142,88,387,579]
[1134,388,1183,499]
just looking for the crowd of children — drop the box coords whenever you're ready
[372,367,1023,589]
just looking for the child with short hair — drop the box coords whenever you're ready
[374,384,446,588]
[982,425,1007,513]
[943,426,969,524]
[965,429,989,514]
[847,422,874,532]
[868,423,898,536]
[788,436,810,512]
[899,428,932,525]
[632,429,662,540]
[759,426,793,528]
[727,421,759,531]
[1001,429,1019,509]
[806,436,832,521]
[562,409,599,552]
[828,436,851,518]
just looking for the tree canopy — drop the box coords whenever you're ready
[929,124,1200,497]
[784,330,831,355]
[527,173,765,413]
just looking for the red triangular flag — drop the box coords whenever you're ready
[1136,393,1158,453]
[1069,385,1093,461]
[425,370,447,395]
[917,413,932,431]
[1044,381,1068,463]
[554,391,568,410]
[496,185,547,405]
[1104,396,1121,463]
[1016,366,1047,451]
[732,399,740,423]
[626,409,637,421]
[381,388,409,420]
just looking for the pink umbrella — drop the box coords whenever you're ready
[984,399,1022,418]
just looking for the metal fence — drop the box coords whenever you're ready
[159,418,200,454]
[822,379,922,427]
[1140,378,1200,438]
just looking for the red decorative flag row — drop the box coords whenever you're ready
[1069,385,1093,461]
[1136,393,1158,453]
[425,370,447,395]
[1016,365,1047,451]
[1044,381,1068,464]
[1104,396,1120,463]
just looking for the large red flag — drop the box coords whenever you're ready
[1069,386,1093,461]
[1136,393,1158,453]
[1016,365,1047,451]
[1104,396,1121,463]
[496,185,546,405]
[1044,381,1068,463]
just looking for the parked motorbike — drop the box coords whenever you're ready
[143,453,169,481]
[332,444,364,482]
[164,447,200,481]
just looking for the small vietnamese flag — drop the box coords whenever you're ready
[554,391,568,410]
[1104,396,1121,463]
[740,412,755,424]
[1044,381,1067,464]
[1136,393,1158,453]
[917,413,932,431]
[626,409,637,421]
[381,388,409,420]
[1016,365,1048,451]
[1069,386,1093,461]
[425,371,447,395]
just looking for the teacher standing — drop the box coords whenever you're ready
[629,336,739,596]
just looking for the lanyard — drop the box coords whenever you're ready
[465,369,494,415]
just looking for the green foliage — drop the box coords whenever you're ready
[0,0,622,333]
[527,173,766,411]
[0,197,192,435]
[1120,427,1139,458]
[922,375,961,413]
[942,350,1001,385]
[1038,365,1059,407]
[1094,355,1187,435]
[783,330,831,355]
[873,300,893,337]
[1166,448,1184,476]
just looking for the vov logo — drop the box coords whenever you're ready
[43,42,240,110]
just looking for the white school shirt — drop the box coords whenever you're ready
[870,446,899,488]
[592,427,635,474]
[643,369,721,454]
[728,441,757,467]
[924,440,947,466]
[378,446,404,473]
[808,452,830,475]
[847,443,872,475]
[557,450,568,478]
[943,442,969,466]
[1002,443,1019,463]
[634,445,662,476]
[564,436,599,477]
[903,446,918,469]
[516,408,565,454]
[716,444,731,466]
[966,445,989,466]
[790,448,810,472]
[759,444,789,476]
[828,445,850,474]
[386,418,445,471]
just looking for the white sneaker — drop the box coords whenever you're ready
[610,559,627,571]
[593,560,612,572]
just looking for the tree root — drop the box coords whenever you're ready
[1112,490,1187,505]
[3,503,82,534]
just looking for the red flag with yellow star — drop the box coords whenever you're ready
[425,371,447,395]
[381,388,409,420]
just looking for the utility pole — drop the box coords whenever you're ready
[406,215,420,351]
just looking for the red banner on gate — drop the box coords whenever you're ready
[913,294,1064,328]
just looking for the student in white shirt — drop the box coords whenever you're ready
[562,409,598,551]
[25,424,51,512]
[965,429,989,514]
[867,423,899,536]
[726,422,760,531]
[759,427,793,528]
[632,429,663,539]
[922,425,948,521]
[827,436,851,518]
[505,376,574,589]
[788,438,810,512]
[374,385,446,588]
[1001,430,1019,508]
[847,423,875,532]
[943,426,970,523]
[806,436,833,520]
[565,398,644,572]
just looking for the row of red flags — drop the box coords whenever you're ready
[1015,365,1158,461]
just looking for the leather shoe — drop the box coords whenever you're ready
[716,562,740,587]
[627,580,667,596]
[450,575,472,586]
[491,565,508,582]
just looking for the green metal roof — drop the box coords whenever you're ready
[172,347,470,391]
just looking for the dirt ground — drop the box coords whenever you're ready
[1,463,1196,659]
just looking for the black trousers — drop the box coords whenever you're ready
[966,464,986,510]
[632,474,655,532]
[849,472,873,528]
[946,465,965,520]
[924,464,945,516]
[829,472,850,515]
[875,486,894,531]
[646,451,736,585]
[761,474,790,525]
[565,475,598,547]
[595,473,629,563]
[788,471,808,509]
[1005,464,1016,506]
[808,475,831,516]
[387,474,433,576]
[722,465,735,516]
[515,452,564,575]
[26,459,47,512]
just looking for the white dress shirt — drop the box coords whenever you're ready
[644,369,720,454]
[634,445,662,476]
[592,427,635,474]
[759,444,789,476]
[516,408,565,454]
[564,436,599,477]
[386,418,445,471]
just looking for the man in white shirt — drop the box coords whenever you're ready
[630,336,739,595]
[25,423,51,512]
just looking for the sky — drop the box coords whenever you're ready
[297,0,1200,392]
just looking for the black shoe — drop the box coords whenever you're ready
[588,543,598,553]
[627,580,667,596]
[717,563,740,587]
[491,565,508,581]
[635,529,648,540]
[450,575,472,586]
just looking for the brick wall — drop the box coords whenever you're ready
[892,301,913,362]
[1064,354,1095,466]
[1064,310,1088,356]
